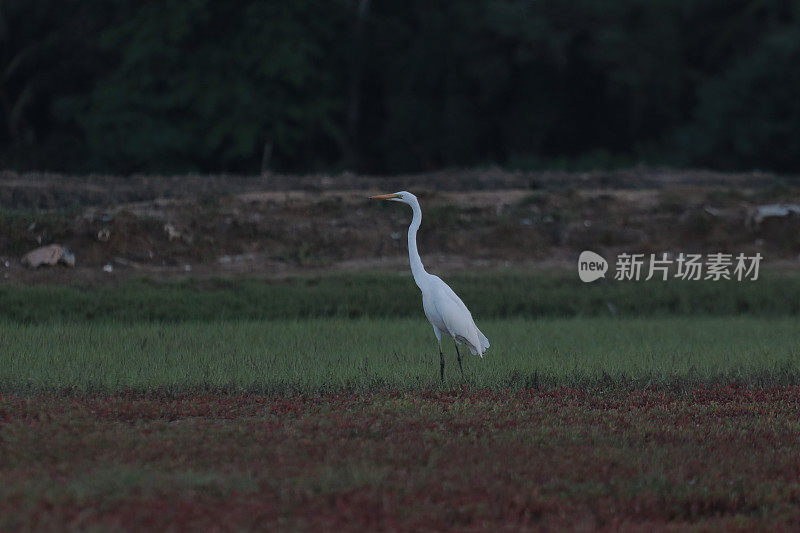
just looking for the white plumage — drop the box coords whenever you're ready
[371,191,489,380]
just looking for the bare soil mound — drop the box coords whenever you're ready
[1,169,799,284]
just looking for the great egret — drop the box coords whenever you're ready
[370,191,490,381]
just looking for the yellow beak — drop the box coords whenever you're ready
[370,193,400,200]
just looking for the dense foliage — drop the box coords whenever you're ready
[1,0,799,173]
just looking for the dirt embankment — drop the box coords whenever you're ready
[1,169,799,284]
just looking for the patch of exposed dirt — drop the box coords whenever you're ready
[2,169,800,285]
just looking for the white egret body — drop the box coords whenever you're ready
[371,191,489,380]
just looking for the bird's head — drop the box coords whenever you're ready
[369,191,416,204]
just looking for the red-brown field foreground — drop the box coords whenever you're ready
[2,386,800,531]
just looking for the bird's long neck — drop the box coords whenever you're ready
[407,198,427,288]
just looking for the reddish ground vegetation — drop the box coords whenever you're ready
[2,386,800,531]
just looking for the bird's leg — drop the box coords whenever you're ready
[454,341,464,378]
[439,347,445,382]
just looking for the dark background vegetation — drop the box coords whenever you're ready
[2,0,799,175]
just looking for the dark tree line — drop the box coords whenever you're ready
[1,0,799,174]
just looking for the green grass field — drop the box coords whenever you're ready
[3,271,800,323]
[3,271,800,392]
[2,316,799,392]
[4,272,800,529]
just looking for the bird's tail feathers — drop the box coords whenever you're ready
[477,329,489,358]
[478,330,490,349]
[455,330,489,358]
[455,334,481,357]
